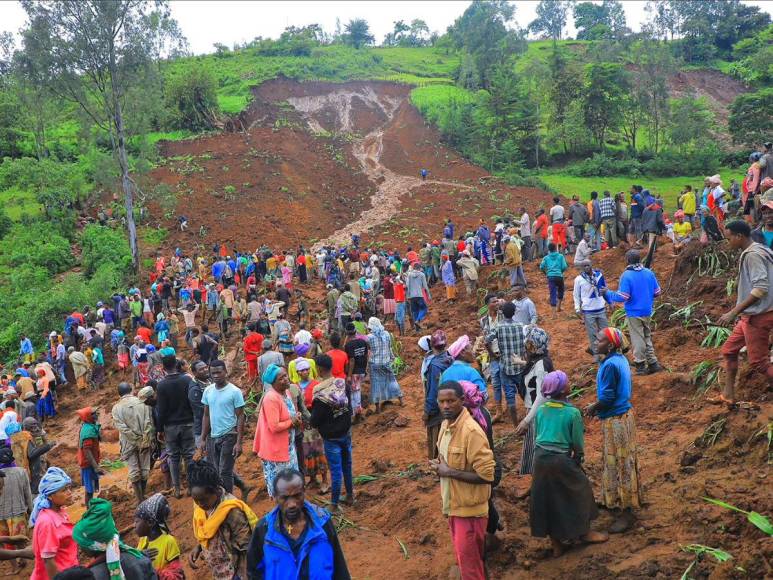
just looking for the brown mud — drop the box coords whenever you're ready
[19,80,771,579]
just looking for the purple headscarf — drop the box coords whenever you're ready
[294,343,311,357]
[541,370,569,398]
[459,380,487,430]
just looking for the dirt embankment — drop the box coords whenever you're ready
[668,69,749,135]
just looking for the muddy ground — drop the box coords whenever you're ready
[18,80,771,579]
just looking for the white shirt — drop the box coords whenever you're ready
[573,272,607,314]
[550,205,565,223]
[294,330,312,345]
[519,213,531,237]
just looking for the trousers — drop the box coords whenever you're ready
[448,516,487,580]
[206,431,237,493]
[323,435,353,506]
[628,316,658,365]
[583,311,608,360]
[164,423,195,490]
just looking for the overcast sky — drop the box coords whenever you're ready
[2,1,772,54]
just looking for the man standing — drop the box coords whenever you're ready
[19,335,34,364]
[156,355,195,498]
[430,381,495,580]
[243,324,265,383]
[503,236,525,288]
[456,251,480,296]
[604,250,663,375]
[422,332,453,460]
[587,191,602,250]
[519,207,532,262]
[406,262,431,331]
[189,360,209,448]
[258,340,285,383]
[199,360,245,494]
[247,467,351,579]
[568,195,589,249]
[599,191,618,248]
[485,302,525,428]
[716,221,773,405]
[512,284,538,325]
[573,260,609,363]
[111,382,154,504]
[344,324,369,419]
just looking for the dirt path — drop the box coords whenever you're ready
[286,87,472,250]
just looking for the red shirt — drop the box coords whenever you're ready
[31,509,79,580]
[535,214,549,239]
[243,333,264,361]
[456,241,466,252]
[77,436,100,468]
[297,255,306,266]
[406,251,419,264]
[327,349,349,379]
[136,326,152,344]
[394,282,406,303]
[303,380,319,409]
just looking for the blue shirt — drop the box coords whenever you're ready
[439,361,486,394]
[630,194,644,218]
[606,266,661,317]
[19,338,33,355]
[212,261,225,280]
[539,252,568,278]
[596,352,632,419]
[202,383,245,438]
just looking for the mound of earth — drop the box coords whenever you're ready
[148,79,553,256]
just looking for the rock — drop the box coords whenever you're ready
[393,415,409,427]
[680,450,701,466]
[419,533,436,545]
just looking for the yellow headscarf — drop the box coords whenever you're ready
[192,498,258,549]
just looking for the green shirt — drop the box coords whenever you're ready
[130,300,142,317]
[534,401,584,454]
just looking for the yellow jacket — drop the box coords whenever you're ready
[503,241,522,266]
[437,408,495,517]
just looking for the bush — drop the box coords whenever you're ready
[0,225,73,274]
[80,224,132,278]
[166,67,221,131]
[0,207,11,240]
[500,172,557,194]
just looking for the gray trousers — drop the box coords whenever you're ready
[206,431,237,493]
[603,218,618,247]
[628,316,658,365]
[583,311,608,361]
[164,423,195,490]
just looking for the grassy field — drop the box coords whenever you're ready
[538,168,745,211]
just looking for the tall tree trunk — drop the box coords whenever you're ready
[108,45,139,276]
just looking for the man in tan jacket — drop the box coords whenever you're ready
[503,235,526,287]
[430,381,495,580]
[111,382,154,504]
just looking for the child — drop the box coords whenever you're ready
[76,406,101,505]
[135,493,185,579]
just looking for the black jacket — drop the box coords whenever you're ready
[310,398,351,440]
[156,372,193,431]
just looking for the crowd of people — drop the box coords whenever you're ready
[0,147,771,578]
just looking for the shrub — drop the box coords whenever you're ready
[500,172,557,194]
[0,225,73,274]
[165,67,221,131]
[0,207,11,240]
[569,153,642,177]
[80,225,132,278]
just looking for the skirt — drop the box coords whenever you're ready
[600,409,643,510]
[37,393,56,419]
[519,420,536,475]
[302,428,328,478]
[530,447,598,540]
[262,439,299,498]
[383,298,396,315]
[395,302,406,326]
[370,363,402,403]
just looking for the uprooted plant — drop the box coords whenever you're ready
[691,360,720,395]
[703,497,773,536]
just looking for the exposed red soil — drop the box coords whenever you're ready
[17,81,771,579]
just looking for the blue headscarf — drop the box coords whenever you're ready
[30,466,72,526]
[262,363,282,386]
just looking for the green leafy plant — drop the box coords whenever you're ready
[669,301,704,326]
[680,544,733,562]
[701,326,731,348]
[697,418,726,448]
[691,360,720,395]
[609,307,628,330]
[394,536,409,560]
[703,497,773,536]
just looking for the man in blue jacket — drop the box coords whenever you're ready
[603,250,664,375]
[247,468,351,580]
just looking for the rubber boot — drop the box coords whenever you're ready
[132,481,144,505]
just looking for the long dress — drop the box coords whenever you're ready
[261,395,299,497]
[299,380,328,481]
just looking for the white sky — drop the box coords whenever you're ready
[1,1,772,54]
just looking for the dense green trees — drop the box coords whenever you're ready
[729,88,773,147]
[573,1,628,40]
[343,19,375,49]
[528,0,572,41]
[166,67,220,131]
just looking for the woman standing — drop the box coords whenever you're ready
[273,314,294,361]
[515,327,555,475]
[584,328,642,533]
[188,461,257,580]
[530,371,608,557]
[366,317,403,413]
[252,365,302,497]
[30,467,79,580]
[381,275,396,320]
[296,360,330,493]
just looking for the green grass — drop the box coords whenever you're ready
[143,130,195,145]
[538,168,744,211]
[165,45,460,115]
[410,84,476,126]
[138,226,169,248]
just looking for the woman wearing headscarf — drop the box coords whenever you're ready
[74,497,156,579]
[30,467,78,579]
[135,493,184,579]
[273,314,294,360]
[68,347,90,390]
[515,327,555,476]
[584,327,641,534]
[188,460,256,579]
[252,365,301,497]
[296,360,329,493]
[530,371,608,557]
[366,317,403,413]
[287,342,317,384]
[154,313,170,345]
[440,335,487,394]
[459,380,504,553]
